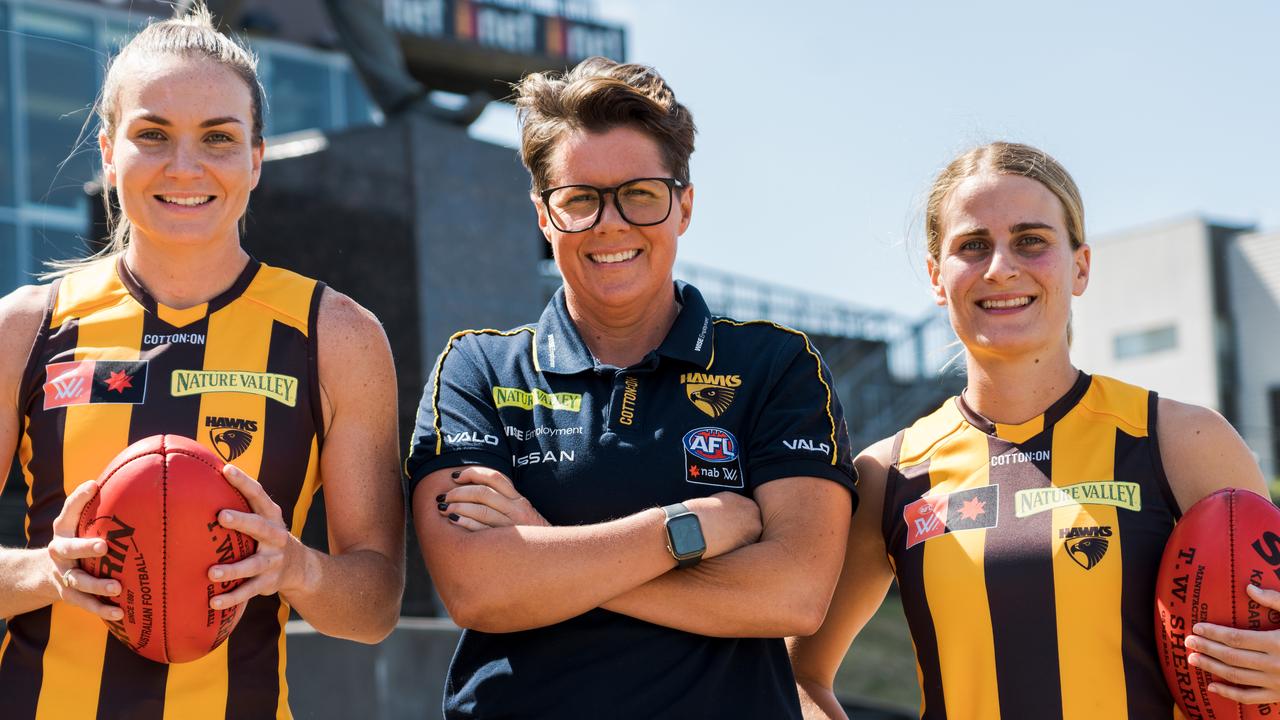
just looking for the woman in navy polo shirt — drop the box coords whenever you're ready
[406,57,857,719]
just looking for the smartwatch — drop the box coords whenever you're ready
[662,503,706,569]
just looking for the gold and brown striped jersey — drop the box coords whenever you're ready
[882,372,1183,720]
[0,257,324,720]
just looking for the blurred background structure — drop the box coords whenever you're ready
[0,1,1276,718]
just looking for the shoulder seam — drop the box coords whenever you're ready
[425,327,536,458]
[713,318,839,467]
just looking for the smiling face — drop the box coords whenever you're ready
[535,125,693,319]
[929,172,1090,361]
[99,54,262,252]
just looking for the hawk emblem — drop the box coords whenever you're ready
[686,384,735,418]
[1066,537,1109,570]
[210,428,254,462]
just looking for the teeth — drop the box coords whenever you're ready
[590,249,640,264]
[160,195,212,206]
[980,297,1031,309]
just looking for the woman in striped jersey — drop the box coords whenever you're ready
[0,6,404,718]
[790,142,1277,719]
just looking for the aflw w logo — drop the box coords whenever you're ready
[50,375,86,399]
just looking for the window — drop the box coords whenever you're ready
[0,4,14,208]
[341,66,379,127]
[264,54,333,136]
[27,226,87,282]
[0,223,15,294]
[18,8,98,211]
[1113,325,1179,360]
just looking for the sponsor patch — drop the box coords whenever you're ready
[680,372,740,418]
[618,376,639,426]
[171,370,297,407]
[1060,525,1112,570]
[904,485,999,549]
[504,425,584,441]
[44,360,149,410]
[492,386,582,412]
[1014,481,1141,518]
[205,416,258,462]
[683,426,744,489]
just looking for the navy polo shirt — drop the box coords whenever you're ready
[407,281,857,719]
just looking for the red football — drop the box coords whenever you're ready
[1156,487,1280,719]
[77,434,257,663]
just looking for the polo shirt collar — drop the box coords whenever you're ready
[534,281,716,375]
[657,281,715,368]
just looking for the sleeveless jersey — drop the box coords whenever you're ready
[882,372,1183,720]
[0,257,324,720]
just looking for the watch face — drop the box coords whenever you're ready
[667,514,706,557]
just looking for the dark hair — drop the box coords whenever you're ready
[513,57,696,192]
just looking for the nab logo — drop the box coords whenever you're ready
[1061,526,1112,570]
[206,416,258,462]
[683,427,738,463]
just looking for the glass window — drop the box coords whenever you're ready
[264,54,333,136]
[341,66,379,127]
[27,226,87,283]
[18,9,98,211]
[0,223,16,294]
[0,4,14,208]
[1113,325,1179,360]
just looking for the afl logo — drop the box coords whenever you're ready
[682,427,738,463]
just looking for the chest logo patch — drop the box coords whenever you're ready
[44,360,149,410]
[680,373,740,418]
[205,416,258,462]
[171,370,297,407]
[1060,526,1112,570]
[492,386,582,412]
[904,485,999,549]
[683,426,744,489]
[1014,481,1141,518]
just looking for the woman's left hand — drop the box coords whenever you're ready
[436,466,550,531]
[1186,583,1280,703]
[207,464,311,609]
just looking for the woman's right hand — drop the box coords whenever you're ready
[685,492,761,559]
[46,480,123,621]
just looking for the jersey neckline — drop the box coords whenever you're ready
[115,255,261,325]
[955,370,1093,442]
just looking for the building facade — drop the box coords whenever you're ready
[1072,216,1280,479]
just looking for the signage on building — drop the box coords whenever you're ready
[385,0,624,62]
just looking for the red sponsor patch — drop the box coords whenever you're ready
[904,493,950,548]
[903,485,999,549]
[43,361,93,409]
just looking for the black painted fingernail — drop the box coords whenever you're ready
[448,513,460,521]
[436,494,446,503]
[437,502,449,511]
[450,470,461,479]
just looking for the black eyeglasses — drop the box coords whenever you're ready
[539,177,686,233]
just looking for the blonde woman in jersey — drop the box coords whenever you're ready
[789,142,1279,719]
[0,7,403,718]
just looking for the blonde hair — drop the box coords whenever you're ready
[925,141,1086,345]
[513,57,696,193]
[925,141,1084,261]
[50,4,264,276]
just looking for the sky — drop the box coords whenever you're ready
[472,0,1280,318]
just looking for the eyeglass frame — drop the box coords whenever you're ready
[538,177,688,233]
